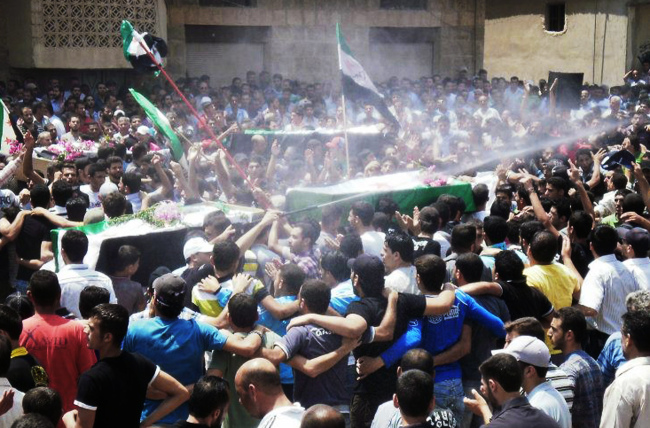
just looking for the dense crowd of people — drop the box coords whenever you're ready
[0,63,650,428]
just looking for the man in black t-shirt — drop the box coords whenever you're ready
[61,304,189,428]
[287,254,456,428]
[173,375,230,428]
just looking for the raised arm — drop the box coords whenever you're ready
[21,132,45,185]
[568,160,595,219]
[521,175,560,237]
[288,313,368,339]
[236,210,278,254]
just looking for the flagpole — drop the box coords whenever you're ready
[132,34,261,202]
[340,93,351,179]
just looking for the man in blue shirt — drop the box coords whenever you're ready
[123,273,265,424]
[320,251,359,315]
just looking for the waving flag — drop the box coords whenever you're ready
[121,20,168,73]
[336,23,399,128]
[0,98,16,154]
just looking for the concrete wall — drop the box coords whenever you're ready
[167,0,484,83]
[483,0,628,87]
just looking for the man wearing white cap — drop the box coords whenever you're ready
[495,335,571,428]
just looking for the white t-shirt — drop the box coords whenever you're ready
[80,184,102,208]
[361,231,386,257]
[258,404,305,428]
[385,266,419,295]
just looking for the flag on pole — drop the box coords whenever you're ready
[120,20,168,73]
[0,98,16,154]
[129,88,185,162]
[336,23,399,128]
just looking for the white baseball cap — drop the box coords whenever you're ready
[183,237,213,260]
[492,335,550,368]
[136,125,150,136]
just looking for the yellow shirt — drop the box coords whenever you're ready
[524,262,579,354]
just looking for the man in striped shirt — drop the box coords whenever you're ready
[57,230,117,319]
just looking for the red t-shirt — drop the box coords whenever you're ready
[19,314,96,412]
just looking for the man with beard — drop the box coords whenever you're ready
[174,376,230,428]
[463,353,560,427]
[61,115,82,145]
[106,156,123,186]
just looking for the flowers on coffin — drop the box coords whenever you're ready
[420,165,447,187]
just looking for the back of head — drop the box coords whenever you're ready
[228,293,258,329]
[455,253,484,283]
[30,184,51,209]
[414,255,446,292]
[555,306,587,344]
[418,207,440,234]
[351,201,374,226]
[519,221,545,244]
[339,233,362,259]
[189,375,230,419]
[483,216,508,245]
[623,193,646,215]
[529,230,557,264]
[430,201,450,226]
[279,263,306,295]
[494,250,525,281]
[438,194,464,219]
[22,387,62,426]
[396,369,433,418]
[622,310,650,354]
[320,251,350,282]
[611,172,628,190]
[589,224,618,256]
[490,199,512,220]
[479,353,522,393]
[11,414,55,428]
[89,303,129,346]
[451,224,476,252]
[66,197,88,222]
[0,304,23,341]
[204,211,230,235]
[321,205,342,228]
[626,290,650,312]
[300,280,331,314]
[385,230,414,264]
[122,172,142,193]
[504,317,545,342]
[372,212,391,234]
[212,240,240,272]
[568,211,594,240]
[300,405,345,428]
[102,192,127,218]
[113,245,141,273]
[61,229,89,263]
[51,180,73,207]
[472,184,490,207]
[5,295,34,320]
[79,286,110,320]
[28,271,61,308]
[0,335,11,376]
[400,348,434,376]
[237,358,282,395]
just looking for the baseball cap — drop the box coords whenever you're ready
[153,273,186,309]
[200,96,213,108]
[136,125,150,136]
[493,335,550,368]
[621,227,650,254]
[183,237,213,260]
[348,254,385,283]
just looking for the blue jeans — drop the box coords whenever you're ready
[434,377,465,426]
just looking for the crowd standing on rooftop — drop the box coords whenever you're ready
[0,63,650,428]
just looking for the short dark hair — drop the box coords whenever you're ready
[490,200,512,220]
[419,207,440,234]
[611,172,628,190]
[300,280,331,314]
[188,375,230,419]
[529,230,557,264]
[479,353,522,393]
[30,184,51,209]
[385,231,414,264]
[450,224,476,252]
[66,197,88,222]
[414,255,446,292]
[113,245,141,273]
[62,230,89,263]
[339,233,363,259]
[212,241,240,271]
[554,306,587,344]
[321,205,342,228]
[472,184,490,207]
[547,176,568,194]
[88,162,105,178]
[79,286,110,320]
[623,193,646,215]
[28,271,61,307]
[320,251,350,282]
[484,216,508,245]
[106,155,123,167]
[396,369,433,418]
[131,143,148,161]
[296,221,320,246]
[102,192,127,218]
[494,250,525,281]
[351,201,374,226]
[400,348,434,376]
[89,303,129,345]
[438,194,465,219]
[569,211,593,239]
[589,224,618,256]
[0,305,22,340]
[504,317,546,342]
[228,293,258,328]
[431,201,450,226]
[51,180,73,207]
[0,335,11,376]
[22,387,62,426]
[10,414,55,428]
[455,253,485,283]
[519,221,545,244]
[622,310,650,353]
[5,295,34,320]
[122,172,142,193]
[279,263,306,295]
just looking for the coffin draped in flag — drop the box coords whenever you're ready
[129,88,185,162]
[0,98,17,154]
[336,23,399,128]
[121,20,168,73]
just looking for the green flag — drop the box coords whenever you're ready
[129,88,184,161]
[0,98,16,154]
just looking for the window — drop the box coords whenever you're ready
[545,3,566,32]
[199,0,256,6]
[379,0,427,10]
